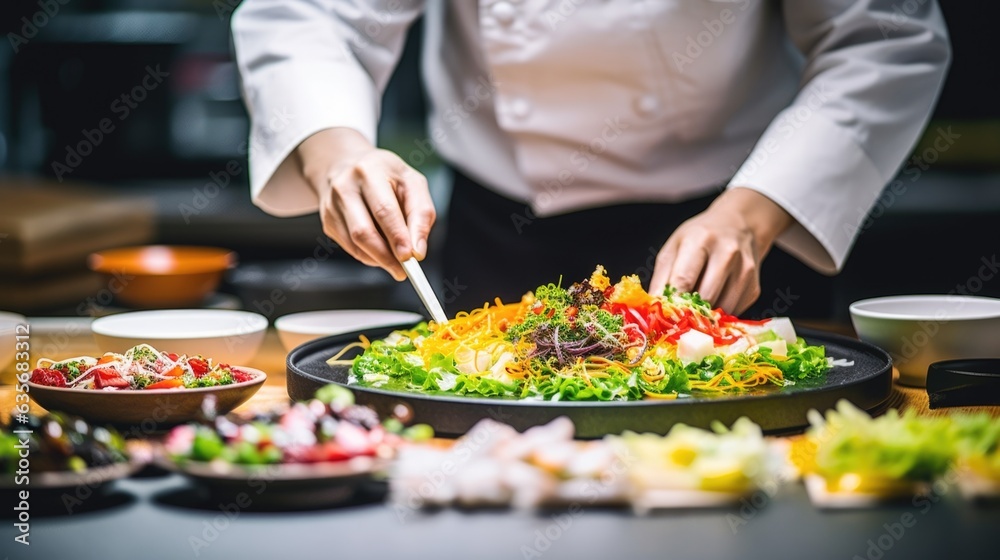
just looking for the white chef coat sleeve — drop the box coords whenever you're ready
[231,0,424,217]
[727,0,950,274]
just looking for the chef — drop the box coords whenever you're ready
[231,0,949,314]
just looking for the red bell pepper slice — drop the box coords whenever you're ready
[147,378,184,390]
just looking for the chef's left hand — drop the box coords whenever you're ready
[649,188,793,314]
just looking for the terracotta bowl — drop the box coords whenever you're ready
[88,245,237,308]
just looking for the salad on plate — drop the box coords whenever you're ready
[331,266,834,402]
[29,344,260,391]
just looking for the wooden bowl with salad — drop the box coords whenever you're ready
[26,344,265,426]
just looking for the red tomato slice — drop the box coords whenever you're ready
[232,368,256,384]
[30,368,67,387]
[92,367,130,389]
[187,358,210,377]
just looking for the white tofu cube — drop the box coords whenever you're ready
[764,317,797,344]
[750,339,788,357]
[722,337,750,356]
[677,330,715,364]
[740,317,797,345]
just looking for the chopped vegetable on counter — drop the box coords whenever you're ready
[610,417,787,495]
[797,400,954,498]
[1,412,129,474]
[164,384,432,466]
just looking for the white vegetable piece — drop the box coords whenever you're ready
[454,344,495,374]
[764,317,797,344]
[436,371,459,391]
[388,417,628,510]
[750,339,788,357]
[488,351,517,383]
[677,329,715,364]
[456,460,510,505]
[740,317,797,345]
[722,337,751,356]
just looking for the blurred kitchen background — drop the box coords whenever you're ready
[0,0,998,323]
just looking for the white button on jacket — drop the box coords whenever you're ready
[491,2,516,26]
[232,0,950,274]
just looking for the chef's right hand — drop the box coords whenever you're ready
[298,127,436,281]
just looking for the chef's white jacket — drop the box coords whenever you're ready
[232,0,949,274]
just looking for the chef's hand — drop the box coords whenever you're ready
[298,127,435,281]
[649,188,793,314]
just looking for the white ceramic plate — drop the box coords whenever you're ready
[91,309,268,364]
[275,309,423,352]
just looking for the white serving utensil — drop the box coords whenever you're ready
[401,258,448,324]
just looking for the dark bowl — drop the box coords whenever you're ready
[228,259,399,319]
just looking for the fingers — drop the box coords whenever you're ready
[319,204,378,268]
[695,248,736,307]
[731,258,762,314]
[398,169,436,260]
[651,223,762,314]
[339,189,407,280]
[313,150,435,281]
[699,245,761,314]
[666,240,708,294]
[649,239,678,296]
[356,165,413,263]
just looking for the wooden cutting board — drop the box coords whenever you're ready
[0,270,107,312]
[0,177,156,275]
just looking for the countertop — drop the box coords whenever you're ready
[1,323,998,560]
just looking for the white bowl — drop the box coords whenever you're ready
[275,309,424,352]
[849,295,1000,387]
[91,309,268,365]
[0,311,28,382]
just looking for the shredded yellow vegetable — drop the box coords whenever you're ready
[688,354,786,392]
[327,335,372,365]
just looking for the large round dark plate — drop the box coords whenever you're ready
[287,326,892,437]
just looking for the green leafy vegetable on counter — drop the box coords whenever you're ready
[805,400,954,483]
